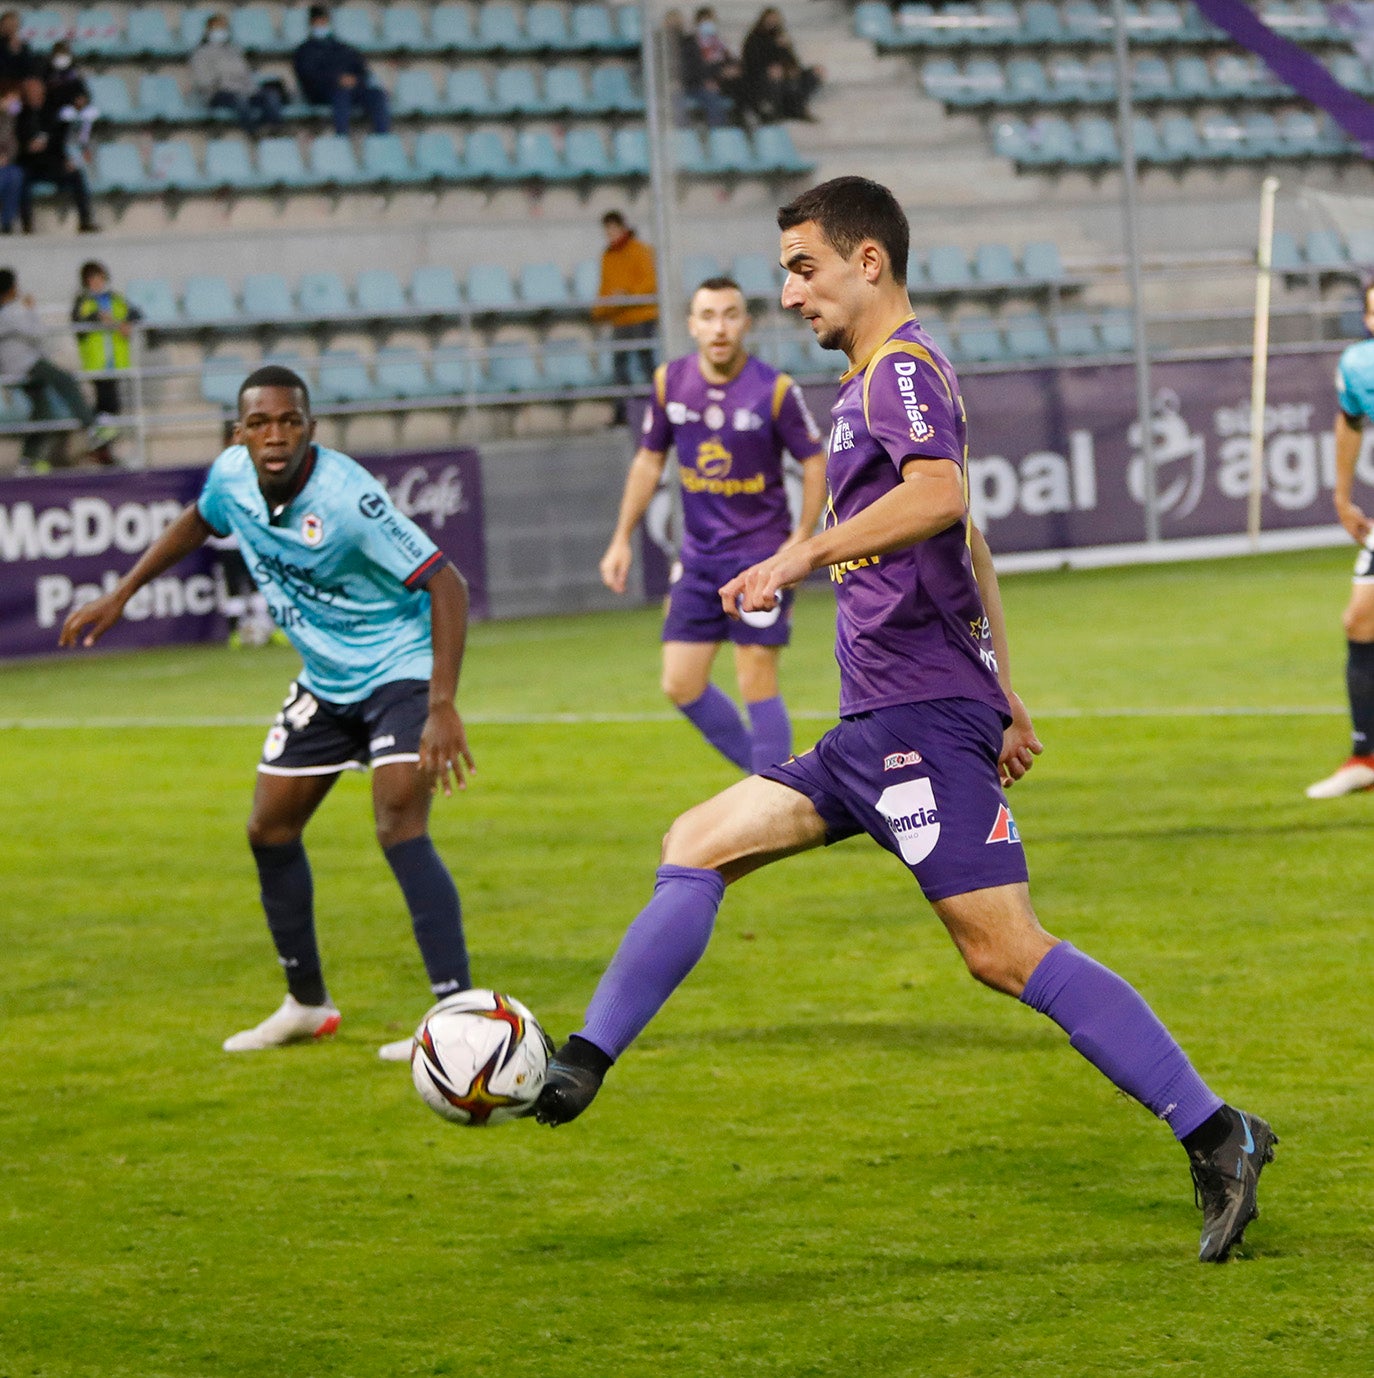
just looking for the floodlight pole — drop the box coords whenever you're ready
[640,3,686,362]
[1248,176,1281,548]
[1108,0,1160,544]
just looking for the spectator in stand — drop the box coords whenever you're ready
[0,267,119,471]
[15,75,98,233]
[682,6,744,128]
[661,9,694,128]
[71,259,142,422]
[593,210,658,394]
[0,10,41,87]
[0,81,23,233]
[741,8,823,122]
[293,3,390,136]
[192,12,285,135]
[44,41,99,160]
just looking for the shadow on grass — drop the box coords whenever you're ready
[646,1020,1060,1055]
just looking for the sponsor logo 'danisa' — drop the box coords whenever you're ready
[876,778,940,866]
[985,803,1021,845]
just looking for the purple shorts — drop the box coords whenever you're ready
[661,554,793,647]
[758,698,1029,902]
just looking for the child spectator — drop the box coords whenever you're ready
[71,259,142,421]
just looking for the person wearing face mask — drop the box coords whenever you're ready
[292,3,390,136]
[191,12,284,135]
[44,41,99,155]
[0,80,23,233]
[682,6,743,128]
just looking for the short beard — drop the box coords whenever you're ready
[814,321,849,354]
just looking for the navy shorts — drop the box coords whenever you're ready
[758,698,1029,902]
[661,557,793,647]
[258,679,429,776]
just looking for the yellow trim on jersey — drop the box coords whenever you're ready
[839,313,920,384]
[653,362,668,408]
[860,340,955,433]
[770,371,793,420]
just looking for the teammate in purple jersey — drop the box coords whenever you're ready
[540,179,1276,1264]
[600,276,827,774]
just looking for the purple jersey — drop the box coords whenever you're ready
[641,353,823,563]
[826,317,1007,720]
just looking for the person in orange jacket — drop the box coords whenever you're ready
[593,210,659,390]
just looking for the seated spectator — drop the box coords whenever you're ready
[0,80,22,233]
[741,8,822,122]
[0,267,119,471]
[44,41,99,159]
[0,10,41,88]
[71,259,142,422]
[683,6,744,128]
[191,13,284,135]
[15,75,97,233]
[293,3,390,136]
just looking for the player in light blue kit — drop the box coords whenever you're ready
[60,367,476,1060]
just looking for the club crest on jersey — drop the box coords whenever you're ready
[301,513,324,546]
[704,403,726,431]
[985,804,1021,845]
[876,778,941,866]
[883,749,923,771]
[695,439,733,477]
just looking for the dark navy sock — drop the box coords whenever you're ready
[384,835,470,997]
[1347,640,1374,754]
[251,840,327,1007]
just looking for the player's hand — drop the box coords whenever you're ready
[58,591,125,648]
[999,690,1043,788]
[599,537,633,595]
[1336,497,1372,545]
[419,702,475,798]
[719,545,812,618]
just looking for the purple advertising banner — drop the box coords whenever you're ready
[0,448,487,660]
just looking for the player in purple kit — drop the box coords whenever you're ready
[600,276,826,774]
[539,179,1277,1264]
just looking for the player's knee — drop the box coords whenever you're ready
[374,810,425,850]
[660,810,717,869]
[1343,604,1374,640]
[661,672,701,706]
[246,815,299,849]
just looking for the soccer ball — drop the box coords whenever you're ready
[410,990,552,1127]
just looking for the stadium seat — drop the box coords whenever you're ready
[241,273,294,321]
[310,134,367,186]
[1172,55,1213,101]
[123,7,179,58]
[570,260,602,304]
[410,265,463,313]
[1098,309,1135,353]
[1268,229,1304,274]
[544,64,593,114]
[1054,312,1100,355]
[381,4,428,53]
[543,336,599,390]
[1021,241,1065,284]
[73,8,124,57]
[204,136,261,190]
[496,65,547,115]
[414,130,464,181]
[1159,114,1205,163]
[231,5,279,53]
[1076,115,1120,164]
[361,133,416,185]
[954,316,1007,363]
[262,350,314,388]
[1047,54,1095,104]
[465,129,517,180]
[1003,311,1055,360]
[612,127,650,176]
[1062,0,1108,41]
[732,253,779,300]
[518,128,568,180]
[525,1,572,51]
[485,344,543,393]
[178,5,218,51]
[1021,0,1066,43]
[973,243,1019,285]
[394,70,443,117]
[1132,54,1174,100]
[201,353,247,409]
[374,346,435,399]
[1139,0,1186,41]
[1304,229,1349,272]
[138,73,192,123]
[431,3,479,51]
[297,272,352,318]
[1242,112,1284,159]
[565,127,614,179]
[477,2,529,52]
[183,275,239,323]
[317,349,381,403]
[754,125,812,173]
[854,0,896,45]
[616,4,643,44]
[682,254,724,293]
[86,74,135,124]
[92,141,155,196]
[673,128,711,175]
[466,264,519,311]
[148,138,206,192]
[519,262,572,309]
[706,127,759,175]
[959,58,1010,105]
[355,269,409,316]
[1004,57,1051,105]
[927,245,974,290]
[257,137,310,189]
[570,4,619,50]
[333,4,378,52]
[1199,113,1247,161]
[124,277,180,326]
[446,68,497,115]
[432,347,475,394]
[590,63,639,113]
[992,118,1037,166]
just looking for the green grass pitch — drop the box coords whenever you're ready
[1,547,1371,1377]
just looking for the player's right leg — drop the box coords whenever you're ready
[535,775,829,1124]
[1308,564,1374,797]
[662,638,752,771]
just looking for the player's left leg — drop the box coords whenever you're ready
[733,643,791,773]
[932,882,1276,1261]
[663,639,753,771]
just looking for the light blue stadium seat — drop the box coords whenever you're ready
[1021,0,1066,44]
[545,65,592,114]
[362,133,416,184]
[92,142,155,195]
[466,264,519,311]
[446,68,497,115]
[123,6,179,57]
[148,138,205,191]
[1021,241,1065,283]
[706,126,759,174]
[258,136,310,188]
[519,262,572,308]
[201,354,246,409]
[465,129,516,180]
[1172,54,1212,100]
[992,118,1036,165]
[927,245,974,289]
[1127,113,1167,164]
[375,347,435,398]
[1062,0,1108,42]
[410,265,463,312]
[682,253,724,292]
[515,129,567,180]
[1199,113,1247,160]
[431,3,479,51]
[612,127,650,175]
[1139,0,1186,40]
[204,136,261,189]
[477,2,529,52]
[571,260,601,303]
[73,8,123,57]
[526,1,571,50]
[1277,110,1331,156]
[732,253,779,300]
[124,277,180,325]
[262,351,314,389]
[1159,113,1204,162]
[1047,54,1094,103]
[590,63,639,112]
[960,57,1008,105]
[381,4,428,53]
[616,5,641,45]
[565,127,613,178]
[543,336,600,390]
[241,273,293,320]
[177,5,217,51]
[486,345,543,393]
[432,348,475,394]
[138,73,192,122]
[1330,53,1372,96]
[1003,312,1054,360]
[310,134,366,185]
[334,3,379,51]
[1346,229,1374,267]
[496,65,546,115]
[394,70,443,117]
[973,243,1018,284]
[1268,229,1303,274]
[317,349,381,403]
[231,5,279,53]
[183,275,239,323]
[1242,112,1284,159]
[954,316,1007,363]
[1304,229,1348,272]
[570,4,618,50]
[1054,312,1099,355]
[1076,114,1119,163]
[673,128,711,175]
[87,73,135,123]
[922,57,963,103]
[414,130,464,181]
[1132,54,1174,100]
[754,125,812,172]
[355,268,409,315]
[1097,309,1134,353]
[1005,57,1051,104]
[297,272,352,318]
[854,0,895,45]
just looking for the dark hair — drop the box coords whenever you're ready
[308,4,329,22]
[777,177,910,286]
[238,365,311,410]
[602,209,627,228]
[693,275,742,297]
[0,267,15,297]
[80,260,107,286]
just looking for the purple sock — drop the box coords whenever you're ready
[746,695,792,774]
[678,685,752,772]
[1020,941,1224,1140]
[579,863,726,1059]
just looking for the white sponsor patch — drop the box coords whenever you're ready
[736,593,782,628]
[667,402,688,425]
[263,724,288,762]
[876,778,941,866]
[883,749,922,771]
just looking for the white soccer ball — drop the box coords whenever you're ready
[410,989,552,1127]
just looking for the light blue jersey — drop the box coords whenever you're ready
[1337,338,1374,421]
[198,444,445,703]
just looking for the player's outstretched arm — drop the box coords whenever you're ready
[419,562,476,799]
[970,523,1042,787]
[600,447,667,594]
[58,504,214,648]
[780,450,827,551]
[1334,411,1371,543]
